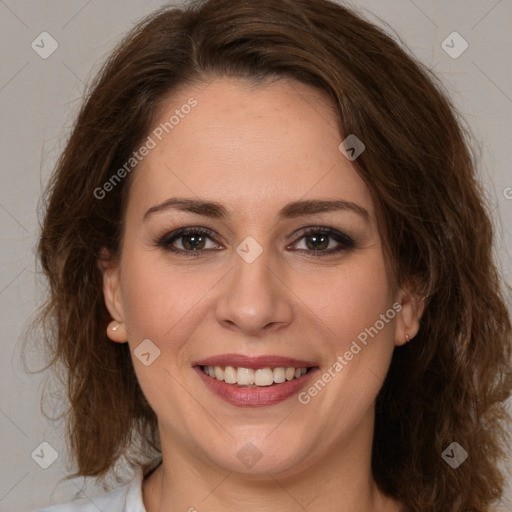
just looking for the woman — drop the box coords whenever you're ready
[31,0,512,510]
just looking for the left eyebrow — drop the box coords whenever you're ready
[143,197,370,222]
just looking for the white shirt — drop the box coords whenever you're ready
[34,458,162,512]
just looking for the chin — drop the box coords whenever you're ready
[201,433,314,478]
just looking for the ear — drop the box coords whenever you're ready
[394,282,425,347]
[98,248,128,343]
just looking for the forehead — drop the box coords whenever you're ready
[126,76,374,222]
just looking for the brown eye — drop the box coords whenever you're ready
[158,227,222,256]
[289,228,355,256]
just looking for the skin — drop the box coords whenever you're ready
[100,76,424,512]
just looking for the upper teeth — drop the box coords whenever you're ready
[201,366,308,386]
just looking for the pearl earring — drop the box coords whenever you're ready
[405,333,410,343]
[109,320,121,332]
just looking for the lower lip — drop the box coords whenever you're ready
[194,366,319,407]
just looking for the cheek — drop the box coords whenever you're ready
[119,249,180,338]
[119,247,221,344]
[295,249,394,345]
[118,250,204,407]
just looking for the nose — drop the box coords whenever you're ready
[215,244,294,336]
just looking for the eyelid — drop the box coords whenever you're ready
[288,225,355,244]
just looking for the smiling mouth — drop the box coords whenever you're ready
[200,365,313,387]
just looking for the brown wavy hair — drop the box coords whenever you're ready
[26,0,512,510]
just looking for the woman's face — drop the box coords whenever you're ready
[101,76,421,477]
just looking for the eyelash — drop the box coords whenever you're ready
[156,226,356,258]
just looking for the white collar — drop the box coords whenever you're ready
[125,456,162,512]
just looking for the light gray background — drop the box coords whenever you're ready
[1,1,511,511]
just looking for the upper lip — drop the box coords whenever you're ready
[192,353,318,369]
